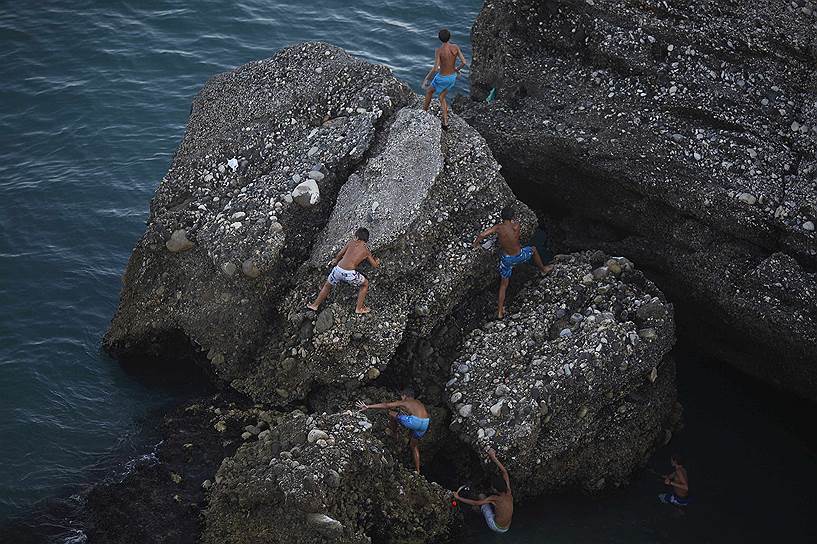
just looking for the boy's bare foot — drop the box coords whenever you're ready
[306,303,319,311]
[355,307,371,314]
[540,264,554,275]
[497,307,506,320]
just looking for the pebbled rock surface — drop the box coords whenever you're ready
[103,41,534,406]
[204,411,460,544]
[457,0,817,400]
[446,251,679,496]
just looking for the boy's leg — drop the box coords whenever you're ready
[497,277,510,319]
[531,246,554,274]
[410,437,421,473]
[422,86,435,112]
[355,278,370,314]
[307,282,332,310]
[439,89,450,127]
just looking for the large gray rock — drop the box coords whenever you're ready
[203,411,460,544]
[447,251,679,496]
[457,0,817,400]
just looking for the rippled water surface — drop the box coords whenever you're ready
[0,0,478,523]
[1,1,815,542]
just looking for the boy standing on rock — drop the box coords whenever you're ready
[356,387,430,473]
[473,206,553,319]
[307,227,380,314]
[453,448,514,533]
[422,28,468,130]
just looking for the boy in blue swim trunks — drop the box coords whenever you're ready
[473,206,553,319]
[658,453,690,507]
[356,387,429,473]
[422,28,468,130]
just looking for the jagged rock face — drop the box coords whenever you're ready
[446,252,678,495]
[457,0,817,400]
[103,42,534,404]
[204,411,460,544]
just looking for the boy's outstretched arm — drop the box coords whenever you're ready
[473,225,498,248]
[367,251,381,268]
[454,486,493,506]
[487,448,512,493]
[356,400,403,411]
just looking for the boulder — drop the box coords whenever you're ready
[457,0,817,400]
[104,42,535,406]
[203,411,460,544]
[446,252,679,495]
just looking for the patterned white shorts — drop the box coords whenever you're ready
[327,266,365,287]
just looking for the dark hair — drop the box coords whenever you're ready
[500,206,516,221]
[401,386,415,398]
[491,474,507,493]
[438,29,451,43]
[355,227,370,242]
[671,453,684,465]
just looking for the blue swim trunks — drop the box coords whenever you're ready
[430,72,457,94]
[396,414,430,439]
[499,246,533,278]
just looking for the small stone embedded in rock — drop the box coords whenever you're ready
[166,229,194,252]
[227,158,239,171]
[307,429,329,443]
[803,221,815,232]
[242,259,261,278]
[738,192,757,205]
[307,170,325,181]
[292,179,320,207]
[221,262,237,277]
[458,404,473,418]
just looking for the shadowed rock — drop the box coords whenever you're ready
[457,0,817,400]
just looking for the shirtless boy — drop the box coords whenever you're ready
[659,453,690,507]
[473,206,553,319]
[307,227,380,314]
[422,28,468,130]
[356,387,429,473]
[454,448,513,534]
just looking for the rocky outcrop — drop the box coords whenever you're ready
[457,0,817,400]
[447,251,679,495]
[103,41,534,406]
[204,411,460,544]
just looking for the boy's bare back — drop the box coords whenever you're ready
[436,43,460,76]
[491,492,513,528]
[496,221,522,256]
[337,240,371,269]
[399,398,429,419]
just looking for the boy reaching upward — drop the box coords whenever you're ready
[473,206,553,319]
[422,28,468,130]
[307,227,380,314]
[453,448,514,534]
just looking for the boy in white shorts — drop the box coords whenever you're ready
[307,227,380,314]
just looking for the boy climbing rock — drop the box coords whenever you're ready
[356,387,429,473]
[307,227,380,314]
[473,206,553,319]
[422,28,468,130]
[658,453,690,507]
[453,447,514,534]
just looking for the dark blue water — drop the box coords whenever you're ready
[1,1,815,542]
